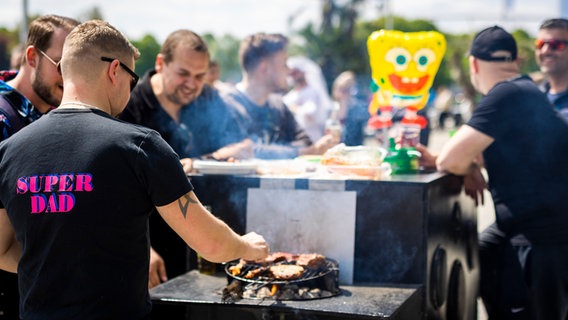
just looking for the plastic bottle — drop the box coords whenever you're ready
[324,103,342,143]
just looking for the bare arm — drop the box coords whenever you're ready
[298,134,338,156]
[156,191,269,263]
[0,208,20,273]
[416,126,490,206]
[436,125,493,175]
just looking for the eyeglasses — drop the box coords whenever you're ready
[100,57,139,91]
[535,39,568,51]
[36,48,61,69]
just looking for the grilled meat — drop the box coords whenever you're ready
[269,265,305,280]
[296,253,326,270]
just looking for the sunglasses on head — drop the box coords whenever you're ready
[100,57,139,91]
[535,39,568,51]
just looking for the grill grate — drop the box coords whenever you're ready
[225,259,338,285]
[223,259,341,301]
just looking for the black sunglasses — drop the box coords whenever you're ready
[100,57,139,91]
[535,39,568,51]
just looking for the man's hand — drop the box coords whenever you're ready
[148,247,168,289]
[211,139,254,160]
[415,144,437,169]
[180,158,193,174]
[301,134,338,155]
[464,164,488,206]
[240,232,270,261]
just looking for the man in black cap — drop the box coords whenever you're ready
[417,25,568,320]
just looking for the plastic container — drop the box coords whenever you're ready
[399,124,421,148]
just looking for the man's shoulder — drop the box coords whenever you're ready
[0,85,28,135]
[267,94,293,116]
[217,84,240,100]
[194,85,224,104]
[0,70,17,82]
[489,75,542,99]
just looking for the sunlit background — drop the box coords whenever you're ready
[2,0,567,42]
[1,0,567,133]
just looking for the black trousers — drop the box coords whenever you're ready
[479,223,568,320]
[0,270,19,320]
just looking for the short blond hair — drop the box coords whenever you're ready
[61,20,139,78]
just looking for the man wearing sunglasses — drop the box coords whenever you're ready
[535,18,568,120]
[118,29,253,318]
[0,20,268,320]
[0,14,79,319]
[0,15,79,142]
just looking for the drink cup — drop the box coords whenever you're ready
[197,254,217,275]
[399,124,421,148]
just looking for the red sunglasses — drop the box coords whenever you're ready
[535,39,568,51]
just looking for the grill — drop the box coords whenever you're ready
[223,258,341,301]
[149,173,479,320]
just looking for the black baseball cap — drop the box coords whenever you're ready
[470,26,517,62]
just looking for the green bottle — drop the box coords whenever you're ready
[384,138,421,174]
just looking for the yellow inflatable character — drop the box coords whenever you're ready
[367,30,446,129]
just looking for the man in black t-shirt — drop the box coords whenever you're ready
[119,29,252,173]
[118,32,254,307]
[418,26,568,320]
[0,20,268,320]
[220,33,338,159]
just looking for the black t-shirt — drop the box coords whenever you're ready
[0,108,193,319]
[220,86,313,159]
[467,75,568,244]
[119,70,245,158]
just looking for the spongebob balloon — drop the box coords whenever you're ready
[367,30,446,131]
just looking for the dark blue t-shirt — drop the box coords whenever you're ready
[467,75,568,244]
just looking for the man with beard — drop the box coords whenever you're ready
[0,14,79,319]
[120,29,251,174]
[0,20,268,319]
[0,15,79,142]
[535,18,568,120]
[219,33,337,159]
[118,29,251,317]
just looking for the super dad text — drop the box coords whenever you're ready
[16,173,94,213]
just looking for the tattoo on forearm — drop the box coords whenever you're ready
[178,194,197,219]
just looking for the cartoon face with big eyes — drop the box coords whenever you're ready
[367,30,446,113]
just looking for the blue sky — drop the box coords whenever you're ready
[1,0,563,43]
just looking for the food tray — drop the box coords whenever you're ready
[192,160,258,175]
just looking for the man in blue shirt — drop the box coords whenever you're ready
[535,18,568,120]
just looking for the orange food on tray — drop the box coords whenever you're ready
[320,144,391,179]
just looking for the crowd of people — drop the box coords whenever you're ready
[0,13,567,320]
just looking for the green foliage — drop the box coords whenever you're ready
[0,27,20,69]
[131,34,161,76]
[203,33,242,83]
[511,29,538,74]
